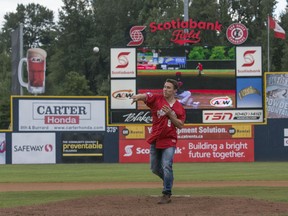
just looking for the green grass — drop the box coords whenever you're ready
[0,162,288,208]
[137,69,235,76]
[1,162,288,183]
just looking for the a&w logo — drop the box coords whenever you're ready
[127,26,146,46]
[210,96,233,107]
[112,89,134,100]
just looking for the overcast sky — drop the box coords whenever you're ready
[0,0,64,27]
[0,0,287,28]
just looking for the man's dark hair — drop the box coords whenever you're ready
[165,79,178,90]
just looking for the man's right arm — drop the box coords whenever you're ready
[131,93,147,104]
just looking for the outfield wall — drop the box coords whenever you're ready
[0,93,288,164]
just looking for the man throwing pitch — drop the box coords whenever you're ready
[131,79,186,204]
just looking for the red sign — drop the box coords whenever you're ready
[226,23,248,45]
[119,139,254,163]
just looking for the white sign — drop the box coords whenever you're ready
[12,133,56,164]
[111,79,136,109]
[110,48,136,78]
[284,138,288,147]
[18,99,106,131]
[236,46,262,76]
[203,110,263,123]
[0,133,5,164]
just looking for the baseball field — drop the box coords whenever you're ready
[1,162,288,215]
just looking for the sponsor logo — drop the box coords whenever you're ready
[45,116,79,124]
[112,89,134,100]
[124,145,183,157]
[44,144,53,152]
[13,144,53,152]
[149,18,222,45]
[284,138,288,147]
[124,145,134,156]
[0,140,6,153]
[116,52,130,68]
[127,26,146,46]
[122,128,129,136]
[210,96,232,107]
[238,86,260,99]
[204,112,234,121]
[203,110,263,123]
[123,111,152,123]
[242,50,256,67]
[226,23,248,45]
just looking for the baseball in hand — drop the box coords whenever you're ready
[93,47,99,53]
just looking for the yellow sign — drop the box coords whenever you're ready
[125,126,145,139]
[231,124,252,138]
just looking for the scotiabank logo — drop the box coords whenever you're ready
[242,50,256,67]
[127,26,146,46]
[124,145,133,156]
[116,52,130,68]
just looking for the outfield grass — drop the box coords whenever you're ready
[138,69,235,76]
[0,162,288,208]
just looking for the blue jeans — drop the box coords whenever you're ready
[150,144,175,196]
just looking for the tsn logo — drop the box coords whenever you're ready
[203,112,234,122]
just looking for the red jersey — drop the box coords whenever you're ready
[145,93,186,149]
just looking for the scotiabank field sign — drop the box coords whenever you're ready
[119,125,254,162]
[127,19,222,46]
[13,97,107,132]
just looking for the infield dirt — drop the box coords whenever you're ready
[1,181,288,216]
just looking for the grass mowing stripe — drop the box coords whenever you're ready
[1,163,288,182]
[1,187,288,208]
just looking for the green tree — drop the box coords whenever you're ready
[59,71,93,95]
[47,0,97,95]
[188,46,207,60]
[209,46,227,60]
[2,3,56,51]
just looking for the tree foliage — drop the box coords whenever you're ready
[0,0,288,127]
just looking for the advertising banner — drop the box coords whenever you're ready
[119,139,254,163]
[119,125,254,163]
[12,133,56,164]
[111,110,152,124]
[202,110,263,123]
[0,133,6,164]
[111,79,136,109]
[119,125,254,140]
[17,98,106,131]
[237,78,262,108]
[236,46,262,76]
[266,73,288,118]
[61,132,104,163]
[110,48,136,78]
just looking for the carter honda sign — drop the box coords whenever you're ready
[17,98,106,131]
